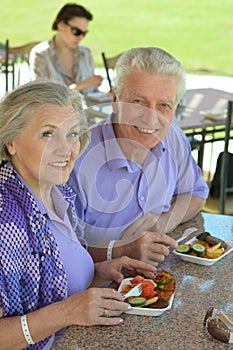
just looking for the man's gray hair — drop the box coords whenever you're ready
[114,47,186,104]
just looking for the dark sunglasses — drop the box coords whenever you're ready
[66,23,88,37]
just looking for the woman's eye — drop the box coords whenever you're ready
[68,131,79,138]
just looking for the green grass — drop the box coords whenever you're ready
[1,0,233,75]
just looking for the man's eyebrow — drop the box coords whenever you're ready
[159,98,176,105]
[132,92,147,99]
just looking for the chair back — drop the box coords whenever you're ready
[5,39,9,92]
[7,41,40,90]
[101,52,122,90]
[220,100,233,213]
[202,100,233,215]
[9,41,40,57]
[0,39,11,93]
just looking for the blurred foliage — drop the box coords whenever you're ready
[1,0,233,75]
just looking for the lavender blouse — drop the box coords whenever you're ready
[0,162,94,349]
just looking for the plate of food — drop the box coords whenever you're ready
[173,232,233,266]
[118,271,175,316]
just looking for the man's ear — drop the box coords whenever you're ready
[5,141,16,155]
[112,91,119,113]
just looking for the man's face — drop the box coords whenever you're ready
[113,70,178,150]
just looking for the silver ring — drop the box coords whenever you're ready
[103,309,108,317]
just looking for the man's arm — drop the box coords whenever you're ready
[154,194,206,233]
[87,195,204,265]
[88,231,178,266]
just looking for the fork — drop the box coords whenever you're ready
[176,227,198,244]
[122,283,142,300]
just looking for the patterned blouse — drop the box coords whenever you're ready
[29,37,96,95]
[0,162,80,349]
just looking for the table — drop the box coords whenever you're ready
[52,212,233,350]
[175,88,233,168]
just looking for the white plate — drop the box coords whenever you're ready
[173,237,233,266]
[118,277,174,316]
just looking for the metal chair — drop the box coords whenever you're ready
[202,100,233,214]
[101,52,122,90]
[0,40,40,93]
[0,39,12,92]
[8,41,40,87]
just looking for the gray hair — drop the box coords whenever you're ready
[0,80,89,161]
[114,47,186,104]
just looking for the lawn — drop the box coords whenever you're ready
[1,0,233,75]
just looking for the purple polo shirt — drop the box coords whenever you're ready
[68,116,209,247]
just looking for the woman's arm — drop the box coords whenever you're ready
[0,287,131,350]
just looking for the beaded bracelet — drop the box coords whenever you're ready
[21,314,35,345]
[107,240,116,260]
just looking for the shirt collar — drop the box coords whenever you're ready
[101,114,166,171]
[9,162,69,218]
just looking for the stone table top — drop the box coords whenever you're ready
[52,212,233,350]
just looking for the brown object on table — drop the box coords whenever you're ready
[207,319,231,343]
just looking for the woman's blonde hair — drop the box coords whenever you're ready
[0,80,89,161]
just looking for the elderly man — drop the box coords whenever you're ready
[68,47,209,266]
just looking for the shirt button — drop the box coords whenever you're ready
[140,195,144,201]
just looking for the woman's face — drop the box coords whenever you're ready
[58,16,89,49]
[7,103,81,197]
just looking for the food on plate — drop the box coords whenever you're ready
[176,232,228,259]
[121,271,175,309]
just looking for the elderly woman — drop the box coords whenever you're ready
[29,3,103,95]
[0,80,156,350]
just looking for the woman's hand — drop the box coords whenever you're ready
[70,75,103,91]
[81,75,103,89]
[94,256,157,284]
[62,287,129,326]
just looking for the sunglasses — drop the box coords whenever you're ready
[203,306,233,343]
[66,23,88,37]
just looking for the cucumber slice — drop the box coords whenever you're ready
[192,243,206,256]
[149,280,158,288]
[196,231,210,241]
[128,297,146,307]
[176,244,191,254]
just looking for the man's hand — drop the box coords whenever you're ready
[114,231,178,267]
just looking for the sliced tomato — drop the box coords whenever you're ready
[140,280,156,299]
[130,275,144,285]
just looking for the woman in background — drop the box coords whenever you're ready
[30,3,103,96]
[0,80,156,349]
